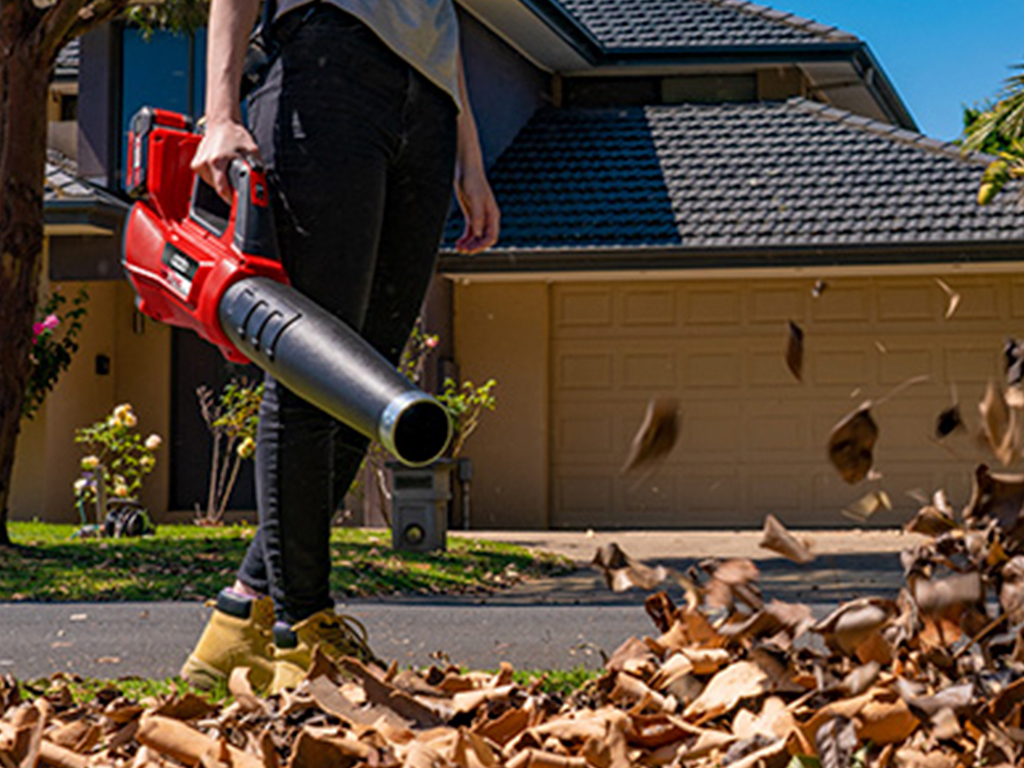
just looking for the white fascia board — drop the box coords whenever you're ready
[457,0,590,72]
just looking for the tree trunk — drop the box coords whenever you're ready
[0,4,52,547]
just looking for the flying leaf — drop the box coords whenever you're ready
[1005,337,1024,387]
[621,399,679,474]
[592,542,668,592]
[785,321,804,382]
[979,381,1018,467]
[759,514,814,564]
[812,280,828,298]
[935,405,963,438]
[841,490,892,523]
[934,278,960,320]
[827,405,878,484]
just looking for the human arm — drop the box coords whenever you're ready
[453,49,500,254]
[191,0,262,201]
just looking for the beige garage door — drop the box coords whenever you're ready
[550,275,1024,529]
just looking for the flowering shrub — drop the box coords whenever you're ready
[196,379,263,525]
[23,288,88,419]
[73,403,162,520]
[437,377,498,458]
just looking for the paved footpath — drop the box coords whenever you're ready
[0,528,924,680]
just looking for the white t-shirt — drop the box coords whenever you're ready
[275,0,461,110]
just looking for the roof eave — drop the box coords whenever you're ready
[439,240,1024,275]
[851,45,917,131]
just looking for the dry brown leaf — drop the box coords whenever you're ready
[732,696,796,741]
[980,381,1019,467]
[592,543,668,592]
[759,514,815,564]
[1001,556,1024,624]
[842,490,892,523]
[827,405,879,484]
[813,598,896,656]
[785,320,804,382]
[912,571,983,615]
[816,716,857,768]
[963,464,1024,539]
[934,278,961,320]
[621,399,679,474]
[682,661,771,723]
[935,404,963,438]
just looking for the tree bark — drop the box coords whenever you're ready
[0,0,54,546]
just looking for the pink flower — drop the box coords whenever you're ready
[32,314,60,342]
[425,335,439,349]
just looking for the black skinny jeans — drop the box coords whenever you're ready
[236,5,458,624]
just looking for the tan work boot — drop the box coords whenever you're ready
[270,608,378,693]
[180,589,275,693]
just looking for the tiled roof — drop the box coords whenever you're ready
[551,0,857,51]
[54,40,79,80]
[444,98,1024,256]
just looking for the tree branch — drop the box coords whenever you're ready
[63,0,132,46]
[40,0,89,60]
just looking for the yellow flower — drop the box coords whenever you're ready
[81,455,100,471]
[113,484,129,497]
[237,437,256,459]
[123,412,138,428]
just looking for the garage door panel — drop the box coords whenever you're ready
[625,475,677,516]
[683,348,742,388]
[685,288,741,325]
[623,351,677,389]
[748,282,807,325]
[878,281,935,321]
[556,351,614,390]
[555,288,613,328]
[746,471,808,515]
[680,407,741,455]
[677,470,742,516]
[748,347,802,387]
[811,281,871,323]
[554,413,614,456]
[810,347,871,387]
[878,346,935,384]
[944,345,1001,383]
[744,410,810,452]
[621,287,677,326]
[554,473,614,527]
[952,279,1002,320]
[1010,280,1024,318]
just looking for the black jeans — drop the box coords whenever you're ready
[236,5,458,624]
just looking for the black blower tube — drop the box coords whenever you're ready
[219,277,451,466]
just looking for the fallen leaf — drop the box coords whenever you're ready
[912,572,983,615]
[827,405,879,484]
[621,399,679,474]
[816,716,857,768]
[759,514,814,564]
[1000,556,1024,624]
[785,321,804,382]
[682,660,770,723]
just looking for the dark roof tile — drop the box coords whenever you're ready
[445,99,1024,256]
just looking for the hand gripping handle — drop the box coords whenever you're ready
[190,156,278,261]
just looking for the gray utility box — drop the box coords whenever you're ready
[388,461,453,552]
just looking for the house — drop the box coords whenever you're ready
[16,0,1024,529]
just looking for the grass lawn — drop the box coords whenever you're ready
[17,666,597,705]
[1,522,573,602]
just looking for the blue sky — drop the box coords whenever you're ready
[771,0,1024,141]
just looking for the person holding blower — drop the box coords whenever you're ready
[180,0,499,694]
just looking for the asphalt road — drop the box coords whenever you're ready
[0,529,915,681]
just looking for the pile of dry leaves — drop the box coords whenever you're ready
[4,469,1024,768]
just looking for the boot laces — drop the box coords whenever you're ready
[313,613,374,662]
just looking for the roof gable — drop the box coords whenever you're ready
[444,99,1024,268]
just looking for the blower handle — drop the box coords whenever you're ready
[189,156,278,262]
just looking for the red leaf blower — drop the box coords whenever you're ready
[121,107,451,466]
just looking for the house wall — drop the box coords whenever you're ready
[452,281,549,529]
[9,269,171,524]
